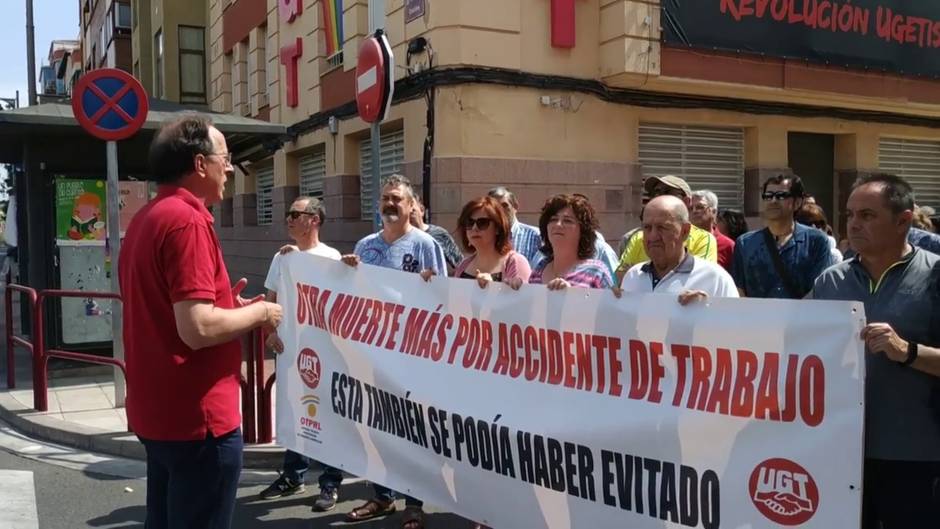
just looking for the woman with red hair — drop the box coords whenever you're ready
[452,196,531,287]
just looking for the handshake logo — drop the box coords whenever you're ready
[748,458,819,525]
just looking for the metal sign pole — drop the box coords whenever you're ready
[105,141,125,407]
[369,0,385,232]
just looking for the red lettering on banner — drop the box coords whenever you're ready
[628,340,650,400]
[705,348,733,415]
[279,37,302,108]
[731,349,759,417]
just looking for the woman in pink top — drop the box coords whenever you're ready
[452,196,531,288]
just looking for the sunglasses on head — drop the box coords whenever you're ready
[286,211,315,220]
[762,191,793,202]
[463,217,493,230]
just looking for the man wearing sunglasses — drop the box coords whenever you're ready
[732,173,835,298]
[615,175,718,284]
[258,196,344,511]
[343,174,445,529]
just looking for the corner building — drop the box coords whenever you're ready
[207,0,940,289]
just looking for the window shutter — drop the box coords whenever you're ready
[359,130,405,221]
[879,137,940,209]
[299,151,326,199]
[639,123,745,210]
[256,164,274,226]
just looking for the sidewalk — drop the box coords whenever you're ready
[0,288,284,468]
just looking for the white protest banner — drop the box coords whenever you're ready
[275,254,865,529]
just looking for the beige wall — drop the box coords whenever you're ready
[146,0,208,102]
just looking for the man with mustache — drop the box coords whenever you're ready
[732,174,835,298]
[342,174,445,529]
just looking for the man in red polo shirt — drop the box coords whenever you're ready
[691,189,734,272]
[120,116,283,529]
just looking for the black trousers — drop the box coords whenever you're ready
[139,428,243,529]
[864,458,940,529]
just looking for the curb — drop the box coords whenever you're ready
[0,391,284,469]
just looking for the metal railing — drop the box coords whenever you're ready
[4,284,38,389]
[4,283,278,445]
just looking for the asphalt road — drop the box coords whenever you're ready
[0,431,476,529]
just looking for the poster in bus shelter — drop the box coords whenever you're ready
[55,179,107,244]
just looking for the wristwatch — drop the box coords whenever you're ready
[902,342,919,366]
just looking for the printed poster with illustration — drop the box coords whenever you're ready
[56,179,107,244]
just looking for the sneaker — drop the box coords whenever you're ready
[259,473,305,500]
[312,487,338,512]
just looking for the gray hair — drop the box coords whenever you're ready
[381,174,416,200]
[487,186,519,209]
[692,190,719,210]
[294,196,326,224]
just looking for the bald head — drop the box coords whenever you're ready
[646,195,690,224]
[642,195,692,268]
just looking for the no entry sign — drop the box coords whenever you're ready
[356,31,394,124]
[72,68,149,141]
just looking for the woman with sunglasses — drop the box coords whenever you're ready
[452,197,531,288]
[508,194,612,290]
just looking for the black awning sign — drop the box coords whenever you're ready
[664,1,940,77]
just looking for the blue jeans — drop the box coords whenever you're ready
[373,483,423,508]
[282,449,343,490]
[139,428,243,529]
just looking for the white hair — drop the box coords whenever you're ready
[692,190,719,210]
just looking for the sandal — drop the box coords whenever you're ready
[400,506,426,529]
[345,499,396,522]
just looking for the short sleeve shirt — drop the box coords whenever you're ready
[264,243,342,294]
[119,186,241,441]
[618,224,718,271]
[355,228,447,276]
[812,248,940,461]
[424,224,463,269]
[620,254,739,298]
[510,221,543,265]
[732,223,835,299]
[530,259,613,289]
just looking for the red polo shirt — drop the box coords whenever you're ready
[712,226,735,272]
[119,185,241,441]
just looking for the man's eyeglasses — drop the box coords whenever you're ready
[209,152,233,164]
[286,211,315,220]
[463,217,493,230]
[762,191,793,202]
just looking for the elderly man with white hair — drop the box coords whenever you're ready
[618,195,738,303]
[690,189,735,272]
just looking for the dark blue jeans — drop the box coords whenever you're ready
[139,428,243,529]
[373,484,423,508]
[282,449,343,490]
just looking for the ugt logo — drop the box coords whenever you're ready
[748,458,819,525]
[297,348,322,390]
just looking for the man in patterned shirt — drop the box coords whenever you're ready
[343,174,445,528]
[488,186,542,265]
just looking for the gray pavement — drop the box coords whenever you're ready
[0,421,476,529]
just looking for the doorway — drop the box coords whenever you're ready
[788,132,835,224]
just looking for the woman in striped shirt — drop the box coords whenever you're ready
[508,194,613,290]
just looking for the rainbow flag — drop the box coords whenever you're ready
[321,0,344,57]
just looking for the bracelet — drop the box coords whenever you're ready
[902,342,918,366]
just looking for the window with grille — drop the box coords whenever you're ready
[359,130,404,221]
[256,165,274,226]
[299,151,326,199]
[638,123,745,210]
[879,137,940,208]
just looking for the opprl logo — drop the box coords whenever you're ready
[297,348,321,390]
[299,395,321,432]
[748,458,819,525]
